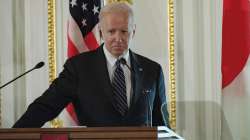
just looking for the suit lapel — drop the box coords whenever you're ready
[95,47,145,115]
[95,46,114,104]
[130,51,144,107]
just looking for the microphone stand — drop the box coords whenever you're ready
[120,58,153,126]
[0,62,45,90]
[144,89,152,127]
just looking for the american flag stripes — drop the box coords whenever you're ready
[66,0,101,125]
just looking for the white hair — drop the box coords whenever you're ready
[99,2,134,25]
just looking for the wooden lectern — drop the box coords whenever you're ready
[0,127,183,140]
[0,127,158,140]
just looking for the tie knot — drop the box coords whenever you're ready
[115,59,122,66]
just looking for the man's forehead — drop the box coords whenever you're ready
[103,13,134,24]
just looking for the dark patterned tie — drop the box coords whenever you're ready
[112,59,128,116]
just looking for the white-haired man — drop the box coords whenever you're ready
[13,2,169,128]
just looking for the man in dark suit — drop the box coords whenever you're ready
[13,2,169,128]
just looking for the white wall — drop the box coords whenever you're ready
[132,0,169,88]
[55,0,69,73]
[175,0,223,139]
[0,0,16,127]
[0,0,49,127]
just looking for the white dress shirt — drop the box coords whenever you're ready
[103,45,132,107]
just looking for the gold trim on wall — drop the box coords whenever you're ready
[106,0,133,5]
[48,0,62,128]
[47,0,57,82]
[168,0,176,130]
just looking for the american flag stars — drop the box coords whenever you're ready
[69,0,101,36]
[82,2,87,11]
[70,0,77,8]
[81,18,87,27]
[92,5,100,15]
[70,0,100,16]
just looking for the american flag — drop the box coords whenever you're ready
[66,0,101,125]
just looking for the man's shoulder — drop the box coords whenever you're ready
[132,51,160,68]
[68,48,100,62]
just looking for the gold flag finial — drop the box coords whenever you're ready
[50,118,63,128]
[106,0,133,5]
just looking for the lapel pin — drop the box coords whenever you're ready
[143,89,151,94]
[139,68,143,71]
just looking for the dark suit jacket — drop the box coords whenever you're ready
[13,46,169,128]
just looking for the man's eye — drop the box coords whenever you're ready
[108,30,114,34]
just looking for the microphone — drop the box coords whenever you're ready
[161,102,169,127]
[120,58,152,127]
[120,58,133,72]
[143,89,152,127]
[0,61,45,89]
[34,61,45,69]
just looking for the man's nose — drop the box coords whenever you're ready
[114,32,123,42]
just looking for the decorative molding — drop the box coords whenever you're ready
[47,0,57,82]
[168,0,176,130]
[48,0,62,128]
[106,0,133,5]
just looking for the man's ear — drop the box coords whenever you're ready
[98,24,103,39]
[99,30,102,38]
[132,24,136,38]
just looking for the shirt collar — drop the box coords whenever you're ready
[103,45,130,67]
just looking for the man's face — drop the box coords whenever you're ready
[99,13,135,58]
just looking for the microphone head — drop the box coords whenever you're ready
[120,58,127,65]
[161,102,169,126]
[34,61,45,69]
[119,58,134,72]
